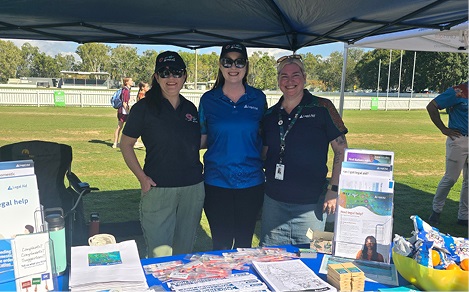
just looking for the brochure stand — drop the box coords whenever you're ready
[0,160,58,291]
[333,149,395,264]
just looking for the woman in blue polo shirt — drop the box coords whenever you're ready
[199,42,267,250]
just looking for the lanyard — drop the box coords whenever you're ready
[278,105,304,163]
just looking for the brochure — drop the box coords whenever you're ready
[334,149,395,264]
[0,233,55,292]
[252,259,336,292]
[344,149,394,165]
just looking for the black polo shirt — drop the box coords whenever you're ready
[123,95,203,187]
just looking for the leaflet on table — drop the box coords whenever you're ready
[0,160,35,179]
[252,259,337,292]
[344,149,394,166]
[0,174,43,240]
[318,254,399,287]
[0,232,56,292]
[69,240,148,291]
[341,162,393,178]
[333,188,394,263]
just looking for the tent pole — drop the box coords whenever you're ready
[338,43,348,117]
[386,49,392,98]
[377,59,381,98]
[195,49,198,90]
[398,50,403,98]
[411,52,416,98]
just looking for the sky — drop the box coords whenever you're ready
[4,38,346,60]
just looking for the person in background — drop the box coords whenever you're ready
[137,81,150,102]
[133,81,150,149]
[199,42,267,250]
[427,81,468,226]
[356,235,384,262]
[112,77,133,149]
[120,51,204,257]
[261,54,348,246]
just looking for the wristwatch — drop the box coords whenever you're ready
[327,184,338,192]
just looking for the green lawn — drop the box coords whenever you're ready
[0,106,466,255]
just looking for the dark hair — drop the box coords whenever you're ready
[24,225,34,233]
[359,235,380,261]
[145,73,186,114]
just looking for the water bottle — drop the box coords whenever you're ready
[45,207,67,275]
[89,212,100,238]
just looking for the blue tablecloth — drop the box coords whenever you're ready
[140,245,409,291]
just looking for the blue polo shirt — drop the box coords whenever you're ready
[199,85,267,189]
[433,82,468,135]
[262,90,348,204]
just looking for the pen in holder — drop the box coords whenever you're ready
[44,208,67,275]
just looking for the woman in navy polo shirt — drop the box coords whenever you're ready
[261,55,348,246]
[120,51,204,257]
[199,42,267,250]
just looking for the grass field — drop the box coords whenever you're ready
[0,106,467,256]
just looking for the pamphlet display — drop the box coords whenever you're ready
[333,149,395,263]
[0,160,56,291]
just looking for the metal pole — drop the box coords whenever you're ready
[377,59,381,98]
[411,52,416,98]
[398,50,403,98]
[338,44,348,117]
[386,49,392,98]
[195,49,198,90]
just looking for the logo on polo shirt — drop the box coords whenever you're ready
[300,114,315,118]
[244,105,259,110]
[185,113,198,123]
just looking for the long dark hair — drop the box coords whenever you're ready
[359,235,380,261]
[143,75,164,114]
[144,71,187,114]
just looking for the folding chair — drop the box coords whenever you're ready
[0,140,98,252]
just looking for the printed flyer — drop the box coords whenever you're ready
[334,149,395,264]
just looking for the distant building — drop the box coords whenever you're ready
[6,77,57,88]
[58,71,111,89]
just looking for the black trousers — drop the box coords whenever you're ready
[203,183,264,250]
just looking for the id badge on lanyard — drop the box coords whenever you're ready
[276,104,304,181]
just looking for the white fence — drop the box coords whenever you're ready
[0,88,434,110]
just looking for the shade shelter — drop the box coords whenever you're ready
[0,0,467,51]
[336,21,468,115]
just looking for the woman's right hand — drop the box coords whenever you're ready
[140,175,156,194]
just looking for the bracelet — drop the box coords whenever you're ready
[327,184,338,192]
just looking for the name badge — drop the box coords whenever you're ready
[275,163,285,180]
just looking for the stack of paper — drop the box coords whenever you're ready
[327,262,365,292]
[252,259,336,292]
[327,263,352,291]
[69,240,148,292]
[342,262,365,291]
[167,272,270,292]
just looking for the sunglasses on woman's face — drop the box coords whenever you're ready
[157,68,185,78]
[220,57,247,69]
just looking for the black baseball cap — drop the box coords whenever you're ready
[154,51,186,72]
[220,42,248,59]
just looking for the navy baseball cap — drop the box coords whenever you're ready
[155,51,186,72]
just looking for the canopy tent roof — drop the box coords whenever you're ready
[348,21,468,52]
[0,0,467,51]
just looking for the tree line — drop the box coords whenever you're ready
[0,40,467,93]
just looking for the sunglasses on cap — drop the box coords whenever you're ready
[276,54,303,63]
[220,57,247,69]
[157,68,185,78]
